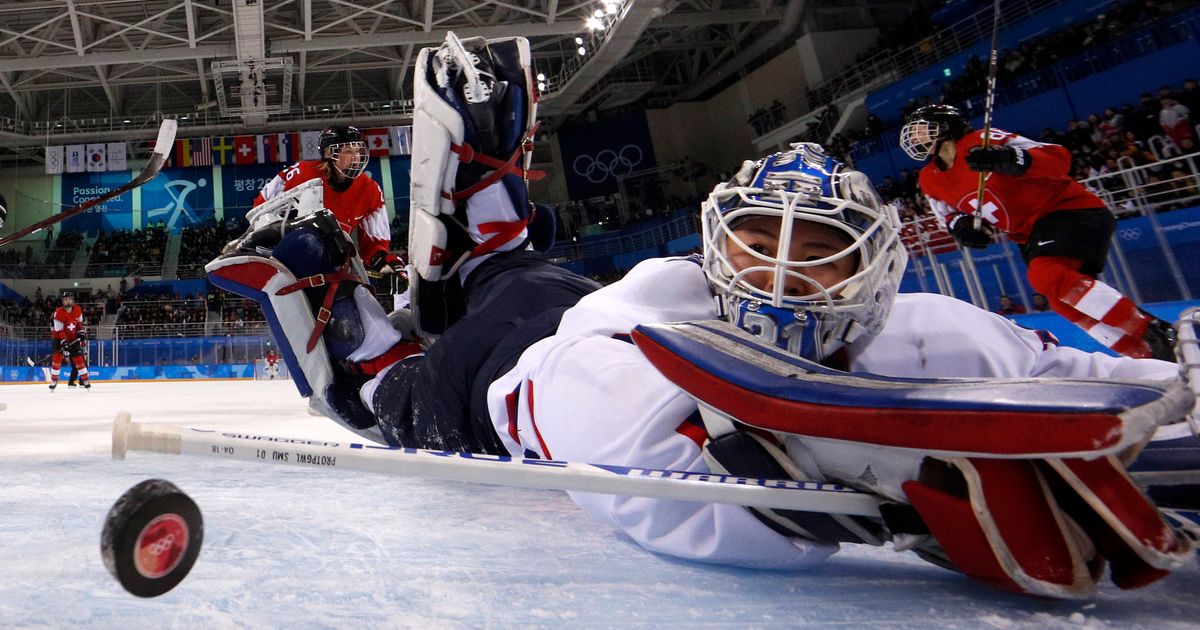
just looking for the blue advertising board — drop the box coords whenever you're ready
[221,162,283,223]
[141,167,216,231]
[60,171,135,234]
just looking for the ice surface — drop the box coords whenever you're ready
[1,380,1198,628]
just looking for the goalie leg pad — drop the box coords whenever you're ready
[207,228,417,441]
[1041,456,1191,588]
[410,32,542,302]
[631,320,1192,458]
[902,458,1103,598]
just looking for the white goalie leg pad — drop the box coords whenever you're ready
[409,32,537,282]
[410,43,464,282]
[205,255,382,442]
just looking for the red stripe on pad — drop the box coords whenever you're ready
[633,330,1126,456]
[526,379,552,460]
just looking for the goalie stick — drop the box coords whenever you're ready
[109,413,1200,548]
[110,412,884,517]
[0,119,177,247]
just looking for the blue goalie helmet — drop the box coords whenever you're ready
[700,143,908,362]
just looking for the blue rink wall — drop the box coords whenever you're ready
[1,363,255,383]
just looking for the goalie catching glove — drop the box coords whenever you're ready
[632,320,1196,599]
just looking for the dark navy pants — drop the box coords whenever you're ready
[373,250,600,453]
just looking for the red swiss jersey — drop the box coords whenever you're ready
[919,129,1104,244]
[52,305,85,341]
[265,351,279,366]
[254,160,391,262]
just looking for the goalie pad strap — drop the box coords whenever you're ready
[275,262,362,352]
[345,340,424,376]
[470,218,531,258]
[444,123,545,203]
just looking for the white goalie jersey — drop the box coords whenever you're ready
[487,256,1179,569]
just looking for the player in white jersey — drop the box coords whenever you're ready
[207,33,1198,598]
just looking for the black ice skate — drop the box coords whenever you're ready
[1144,316,1179,363]
[67,381,77,388]
[48,383,56,391]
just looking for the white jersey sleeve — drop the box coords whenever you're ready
[487,257,838,569]
[851,292,1177,381]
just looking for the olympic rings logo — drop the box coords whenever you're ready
[572,144,644,183]
[1118,228,1142,241]
[147,534,176,556]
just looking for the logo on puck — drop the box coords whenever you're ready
[134,514,190,579]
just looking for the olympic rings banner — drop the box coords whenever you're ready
[557,111,657,200]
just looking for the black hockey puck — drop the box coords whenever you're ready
[100,479,203,597]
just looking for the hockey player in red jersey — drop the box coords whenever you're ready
[49,290,90,390]
[253,125,402,275]
[263,348,280,379]
[900,104,1176,361]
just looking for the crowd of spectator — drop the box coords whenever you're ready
[939,0,1171,107]
[748,100,788,136]
[86,225,168,277]
[178,218,247,274]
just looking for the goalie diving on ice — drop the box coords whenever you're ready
[199,31,1200,599]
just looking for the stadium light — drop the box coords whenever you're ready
[586,17,604,30]
[575,36,583,45]
[537,72,546,81]
[578,47,587,56]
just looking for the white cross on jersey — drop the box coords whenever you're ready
[67,322,77,332]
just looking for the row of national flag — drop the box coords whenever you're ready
[45,126,413,175]
[45,143,128,175]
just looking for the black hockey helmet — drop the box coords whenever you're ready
[318,125,369,180]
[900,104,970,161]
[60,289,75,303]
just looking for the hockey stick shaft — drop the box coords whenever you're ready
[973,0,1002,230]
[0,120,177,247]
[111,413,884,517]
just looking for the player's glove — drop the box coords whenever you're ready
[947,214,995,249]
[965,145,1032,176]
[368,251,404,276]
[57,338,68,353]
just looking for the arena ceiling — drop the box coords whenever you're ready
[0,0,906,154]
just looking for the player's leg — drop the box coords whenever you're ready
[407,32,546,337]
[1024,209,1174,361]
[369,249,599,452]
[48,349,64,390]
[72,352,91,388]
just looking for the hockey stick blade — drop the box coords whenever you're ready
[0,119,178,247]
[110,412,884,517]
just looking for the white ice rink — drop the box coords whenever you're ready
[1,379,1199,628]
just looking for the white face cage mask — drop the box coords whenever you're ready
[700,145,908,360]
[899,119,944,161]
[324,141,369,179]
